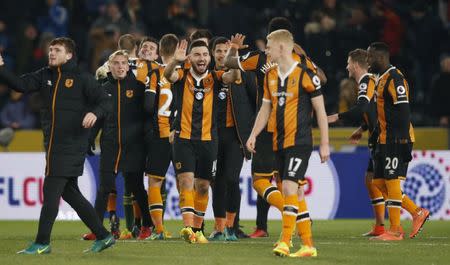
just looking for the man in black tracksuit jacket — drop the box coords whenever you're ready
[0,37,113,254]
[209,37,256,240]
[90,50,153,240]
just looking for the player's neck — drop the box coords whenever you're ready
[129,48,136,57]
[379,63,391,74]
[161,56,173,65]
[277,55,296,75]
[355,70,368,84]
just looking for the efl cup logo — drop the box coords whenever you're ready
[402,151,450,220]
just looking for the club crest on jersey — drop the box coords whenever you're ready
[65,79,73,88]
[195,92,204,100]
[126,90,134,98]
[377,79,386,88]
[203,77,213,87]
[218,91,227,100]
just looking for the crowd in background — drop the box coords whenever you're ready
[0,0,449,130]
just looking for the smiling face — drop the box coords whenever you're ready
[213,43,228,69]
[48,44,72,67]
[109,54,129,79]
[138,41,158,61]
[189,46,211,75]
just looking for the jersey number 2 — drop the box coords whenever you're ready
[158,89,173,117]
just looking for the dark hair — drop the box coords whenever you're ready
[190,29,213,42]
[211,37,228,52]
[268,17,293,34]
[139,36,159,53]
[159,34,179,57]
[369,42,390,55]
[348,49,368,67]
[188,40,209,53]
[49,37,76,56]
[118,34,137,52]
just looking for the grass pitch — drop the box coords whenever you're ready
[0,220,448,265]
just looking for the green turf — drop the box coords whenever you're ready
[0,220,449,265]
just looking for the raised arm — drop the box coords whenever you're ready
[0,52,42,93]
[164,40,188,83]
[222,69,240,84]
[224,34,248,70]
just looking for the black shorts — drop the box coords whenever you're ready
[367,136,377,174]
[275,145,312,185]
[374,143,413,180]
[217,128,244,182]
[172,137,218,181]
[367,158,374,173]
[146,137,172,179]
[251,131,276,177]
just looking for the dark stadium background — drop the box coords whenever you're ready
[0,0,449,129]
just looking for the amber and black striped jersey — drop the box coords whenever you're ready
[263,62,322,151]
[147,65,174,138]
[217,80,235,129]
[129,58,160,85]
[375,66,415,144]
[359,74,377,135]
[173,69,224,141]
[239,50,317,112]
[339,73,377,133]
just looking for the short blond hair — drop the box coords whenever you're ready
[266,29,294,47]
[108,50,129,63]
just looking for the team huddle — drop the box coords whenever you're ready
[0,16,429,258]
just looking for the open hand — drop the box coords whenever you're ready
[174,40,188,63]
[230,33,248,50]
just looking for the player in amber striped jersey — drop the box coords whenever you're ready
[164,39,239,243]
[144,34,180,240]
[247,30,329,258]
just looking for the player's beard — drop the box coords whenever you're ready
[192,60,208,75]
